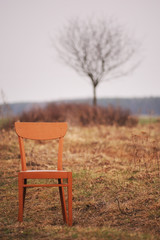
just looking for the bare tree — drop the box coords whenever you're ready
[54,17,140,106]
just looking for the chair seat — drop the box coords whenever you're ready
[19,170,71,179]
[22,170,69,172]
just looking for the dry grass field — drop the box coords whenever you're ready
[0,121,160,239]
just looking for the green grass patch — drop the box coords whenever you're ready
[138,116,158,125]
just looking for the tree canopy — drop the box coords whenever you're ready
[55,17,140,105]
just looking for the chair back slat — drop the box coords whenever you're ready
[15,122,67,140]
[58,137,63,170]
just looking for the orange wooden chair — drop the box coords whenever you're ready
[15,122,72,226]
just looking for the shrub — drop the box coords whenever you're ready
[19,103,138,127]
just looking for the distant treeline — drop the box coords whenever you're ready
[0,97,160,117]
[98,97,160,116]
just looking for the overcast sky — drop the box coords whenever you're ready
[0,0,160,104]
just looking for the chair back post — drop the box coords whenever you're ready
[18,136,26,171]
[58,137,63,170]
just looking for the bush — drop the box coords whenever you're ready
[19,103,138,127]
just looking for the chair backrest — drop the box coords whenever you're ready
[15,122,68,171]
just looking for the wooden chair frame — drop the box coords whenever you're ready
[15,122,72,226]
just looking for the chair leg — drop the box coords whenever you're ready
[18,173,24,222]
[58,179,68,224]
[23,179,27,209]
[68,173,72,226]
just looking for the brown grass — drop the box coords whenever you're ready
[0,122,160,239]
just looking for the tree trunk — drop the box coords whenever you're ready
[93,85,97,106]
